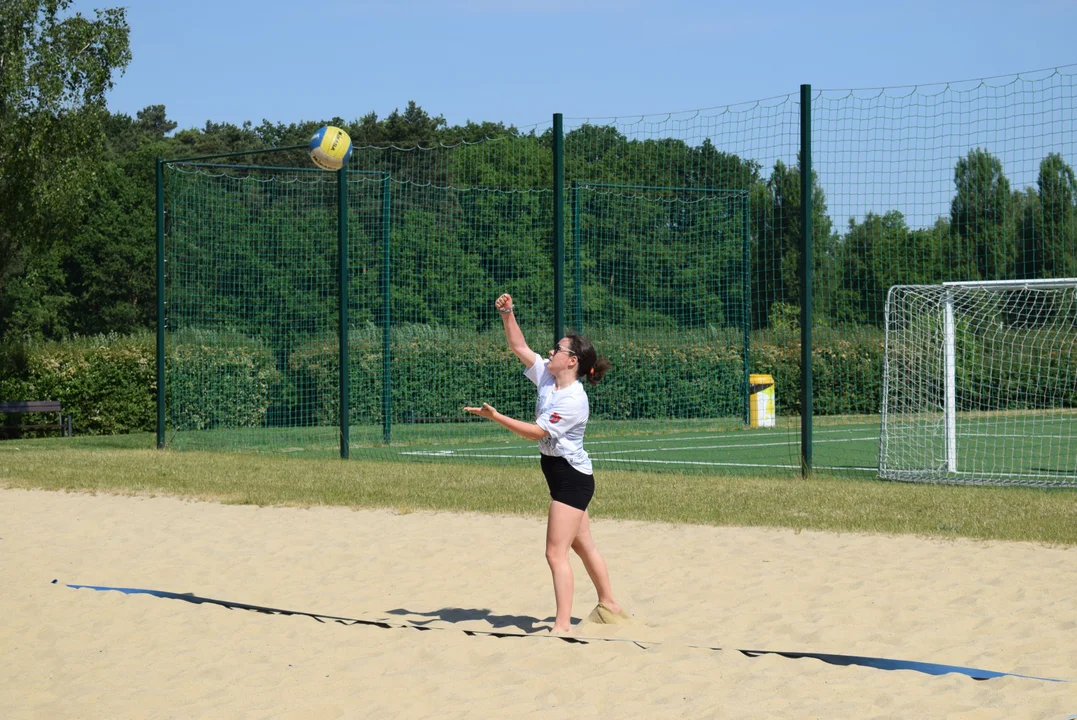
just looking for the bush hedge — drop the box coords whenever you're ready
[0,327,894,436]
[165,329,280,431]
[5,323,1068,438]
[0,333,156,436]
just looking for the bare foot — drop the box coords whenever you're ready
[549,625,573,635]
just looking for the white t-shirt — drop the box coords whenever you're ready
[524,353,592,475]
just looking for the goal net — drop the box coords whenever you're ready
[881,279,1077,487]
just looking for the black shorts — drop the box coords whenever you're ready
[539,455,595,511]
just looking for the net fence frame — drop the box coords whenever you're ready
[154,66,1077,482]
[156,153,757,464]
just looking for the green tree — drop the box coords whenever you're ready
[1032,153,1077,278]
[753,157,834,329]
[171,119,264,158]
[103,104,178,157]
[950,148,1015,281]
[59,148,158,335]
[1,105,171,340]
[371,101,446,145]
[1014,187,1042,280]
[830,210,954,327]
[0,0,130,313]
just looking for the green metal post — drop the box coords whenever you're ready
[155,158,166,449]
[381,174,392,445]
[553,113,565,343]
[800,84,813,476]
[742,191,751,426]
[572,181,582,331]
[338,167,350,459]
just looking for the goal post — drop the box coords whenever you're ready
[943,287,956,473]
[881,278,1077,487]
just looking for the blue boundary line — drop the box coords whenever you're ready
[62,583,1066,683]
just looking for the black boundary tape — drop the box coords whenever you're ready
[62,583,1067,683]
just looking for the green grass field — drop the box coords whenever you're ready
[165,415,879,474]
[2,430,1076,545]
[389,421,879,473]
[163,410,1077,486]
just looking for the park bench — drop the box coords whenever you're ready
[0,400,72,438]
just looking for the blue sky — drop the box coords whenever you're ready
[71,0,1076,131]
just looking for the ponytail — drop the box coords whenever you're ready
[567,334,610,385]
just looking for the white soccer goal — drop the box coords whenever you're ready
[880,279,1077,486]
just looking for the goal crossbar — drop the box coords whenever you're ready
[942,278,1077,290]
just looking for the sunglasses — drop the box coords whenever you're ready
[551,344,577,357]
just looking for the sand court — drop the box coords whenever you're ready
[1,487,1075,719]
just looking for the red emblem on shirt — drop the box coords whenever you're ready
[549,412,562,423]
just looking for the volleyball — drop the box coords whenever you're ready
[308,125,353,171]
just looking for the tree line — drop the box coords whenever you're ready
[3,1,1075,348]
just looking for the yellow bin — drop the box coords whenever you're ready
[749,374,775,428]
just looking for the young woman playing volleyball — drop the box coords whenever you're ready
[464,293,624,634]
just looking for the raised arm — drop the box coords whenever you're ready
[496,293,539,367]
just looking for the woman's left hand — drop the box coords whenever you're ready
[463,403,498,419]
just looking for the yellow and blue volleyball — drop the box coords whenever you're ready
[308,125,353,171]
